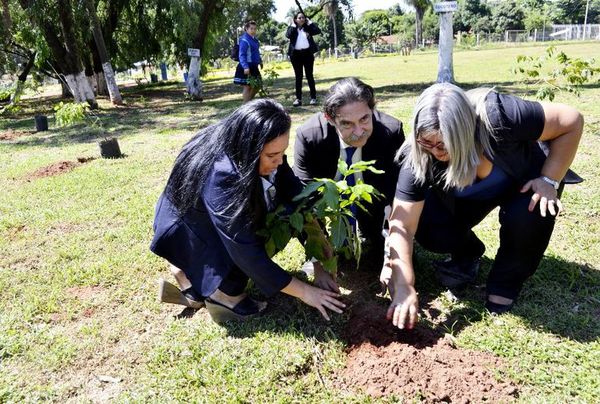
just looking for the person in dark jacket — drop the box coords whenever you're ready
[234,20,263,103]
[286,12,321,107]
[293,78,405,269]
[381,83,583,328]
[151,99,345,324]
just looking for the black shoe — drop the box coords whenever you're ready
[205,296,267,324]
[433,257,480,289]
[485,299,514,315]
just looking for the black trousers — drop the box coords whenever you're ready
[290,49,316,100]
[415,187,557,300]
[218,266,249,296]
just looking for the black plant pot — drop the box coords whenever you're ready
[99,137,123,159]
[35,115,48,132]
[150,73,158,83]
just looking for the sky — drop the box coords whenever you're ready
[272,0,403,22]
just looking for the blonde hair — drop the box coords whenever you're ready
[400,83,496,190]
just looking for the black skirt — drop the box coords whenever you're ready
[233,63,261,86]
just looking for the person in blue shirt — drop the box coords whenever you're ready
[233,20,263,103]
[151,99,344,324]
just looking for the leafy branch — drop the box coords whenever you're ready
[513,45,600,101]
[258,159,384,276]
[248,66,280,98]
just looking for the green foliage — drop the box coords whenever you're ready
[259,160,384,275]
[491,0,525,33]
[346,20,386,51]
[513,46,600,101]
[53,102,89,127]
[248,65,280,98]
[0,88,12,102]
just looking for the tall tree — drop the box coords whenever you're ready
[84,0,122,104]
[19,0,97,106]
[403,0,431,47]
[491,0,525,34]
[187,0,223,100]
[323,0,339,56]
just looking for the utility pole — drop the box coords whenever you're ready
[434,1,458,83]
[583,0,590,40]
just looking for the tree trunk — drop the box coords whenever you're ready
[187,0,220,101]
[84,0,122,104]
[437,12,454,83]
[9,51,36,104]
[61,79,72,98]
[1,0,11,31]
[415,8,424,48]
[187,55,203,100]
[332,15,338,57]
[96,71,108,95]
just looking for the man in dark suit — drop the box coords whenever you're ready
[293,77,405,269]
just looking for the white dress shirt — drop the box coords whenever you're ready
[294,28,310,50]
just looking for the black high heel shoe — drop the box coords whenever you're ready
[205,296,267,324]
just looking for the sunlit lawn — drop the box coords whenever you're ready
[0,41,599,402]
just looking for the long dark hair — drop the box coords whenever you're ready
[165,99,291,225]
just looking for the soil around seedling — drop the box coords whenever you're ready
[25,157,95,180]
[334,302,519,402]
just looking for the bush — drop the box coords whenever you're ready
[54,102,89,127]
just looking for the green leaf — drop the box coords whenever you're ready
[330,217,347,249]
[289,212,304,233]
[292,180,324,202]
[323,182,340,210]
[272,223,291,250]
[337,158,349,177]
[265,238,276,258]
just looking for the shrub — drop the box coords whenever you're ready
[54,102,89,127]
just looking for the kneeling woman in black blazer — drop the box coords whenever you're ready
[150,99,344,323]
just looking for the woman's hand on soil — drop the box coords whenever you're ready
[313,262,340,293]
[386,284,419,330]
[301,284,345,321]
[521,177,563,217]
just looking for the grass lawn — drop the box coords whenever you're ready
[1,41,599,402]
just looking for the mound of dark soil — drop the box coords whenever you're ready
[26,157,95,180]
[0,128,35,140]
[335,302,519,402]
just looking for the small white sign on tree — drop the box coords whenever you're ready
[435,1,457,83]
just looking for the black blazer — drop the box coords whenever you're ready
[150,154,302,298]
[293,110,404,238]
[286,23,321,56]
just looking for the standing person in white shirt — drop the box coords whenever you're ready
[286,12,321,107]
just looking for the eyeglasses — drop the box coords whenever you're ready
[416,137,446,152]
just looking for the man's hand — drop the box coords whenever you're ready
[243,68,250,75]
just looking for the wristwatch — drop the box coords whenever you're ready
[540,175,560,190]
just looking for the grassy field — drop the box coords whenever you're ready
[1,41,599,402]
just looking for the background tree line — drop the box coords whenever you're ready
[1,0,599,105]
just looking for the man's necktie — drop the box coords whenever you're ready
[345,146,357,229]
[345,147,356,186]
